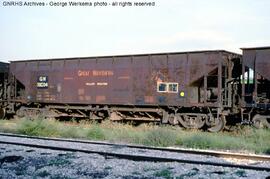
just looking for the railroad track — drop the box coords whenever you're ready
[0,132,270,172]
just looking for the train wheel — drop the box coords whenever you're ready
[168,114,179,125]
[0,108,6,119]
[252,115,270,129]
[16,109,25,118]
[207,115,226,132]
[177,114,205,129]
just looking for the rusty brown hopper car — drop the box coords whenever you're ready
[241,47,270,128]
[9,50,240,106]
[0,48,269,131]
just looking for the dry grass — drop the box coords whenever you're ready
[0,116,269,154]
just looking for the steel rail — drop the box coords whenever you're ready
[0,140,269,172]
[0,132,269,162]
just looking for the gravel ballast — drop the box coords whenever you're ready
[0,135,269,168]
[0,137,270,178]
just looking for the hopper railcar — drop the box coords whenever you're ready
[0,48,269,131]
[240,47,270,128]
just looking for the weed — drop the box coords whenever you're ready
[48,157,71,166]
[86,125,105,140]
[59,126,81,138]
[14,166,27,176]
[58,153,77,159]
[154,168,172,179]
[265,148,270,155]
[235,170,247,177]
[182,135,212,149]
[143,128,176,147]
[17,117,59,137]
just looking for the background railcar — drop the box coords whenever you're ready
[241,47,270,128]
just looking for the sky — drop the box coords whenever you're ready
[0,0,270,62]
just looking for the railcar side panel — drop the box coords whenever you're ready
[9,51,238,108]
